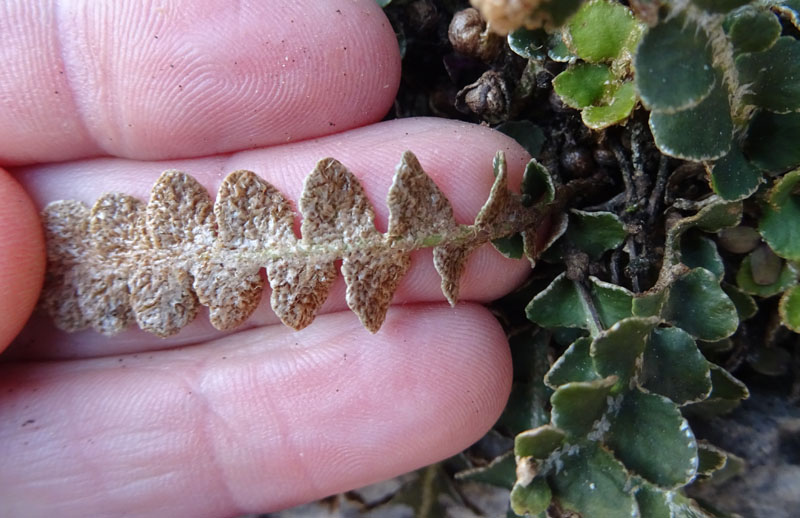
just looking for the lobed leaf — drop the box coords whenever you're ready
[548,443,637,518]
[747,343,791,376]
[701,449,745,485]
[606,390,699,489]
[565,0,642,63]
[547,31,575,62]
[591,316,659,388]
[521,158,555,206]
[553,63,615,109]
[759,169,800,261]
[492,234,525,259]
[708,146,764,201]
[649,82,733,161]
[545,337,601,388]
[661,268,739,341]
[737,37,800,113]
[515,425,566,459]
[634,16,715,113]
[641,327,712,405]
[661,198,743,269]
[565,209,627,259]
[717,225,762,254]
[779,284,800,333]
[507,27,548,60]
[687,199,743,233]
[685,363,749,415]
[724,5,782,54]
[550,376,617,438]
[589,277,634,328]
[721,282,759,321]
[696,441,728,479]
[743,111,800,173]
[736,253,798,297]
[581,81,637,129]
[510,477,551,516]
[526,274,588,330]
[40,201,93,332]
[698,337,734,356]
[680,232,725,280]
[526,274,633,334]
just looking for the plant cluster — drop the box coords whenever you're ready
[379,0,799,516]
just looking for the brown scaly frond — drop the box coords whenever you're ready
[40,151,547,337]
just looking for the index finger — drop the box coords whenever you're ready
[0,0,400,165]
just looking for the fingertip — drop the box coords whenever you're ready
[0,169,44,350]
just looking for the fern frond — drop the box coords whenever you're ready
[41,151,546,337]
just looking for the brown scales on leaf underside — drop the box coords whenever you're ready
[41,150,544,337]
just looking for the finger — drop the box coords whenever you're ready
[11,118,540,359]
[0,0,399,165]
[0,304,512,517]
[0,169,44,352]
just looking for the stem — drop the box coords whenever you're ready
[610,134,636,209]
[576,280,604,337]
[647,155,670,227]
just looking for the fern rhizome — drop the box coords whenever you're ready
[41,151,551,337]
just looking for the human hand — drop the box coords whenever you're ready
[0,1,534,515]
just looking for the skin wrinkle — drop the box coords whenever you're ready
[57,1,121,157]
[195,325,339,510]
[244,372,321,511]
[0,1,96,163]
[51,0,100,159]
[197,353,282,512]
[188,370,240,516]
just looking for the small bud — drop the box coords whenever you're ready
[406,0,439,34]
[717,226,762,254]
[561,147,595,178]
[593,148,617,167]
[455,70,510,123]
[448,8,502,62]
[750,244,783,286]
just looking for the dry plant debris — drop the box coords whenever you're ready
[41,151,544,337]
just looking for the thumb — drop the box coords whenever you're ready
[0,169,44,350]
